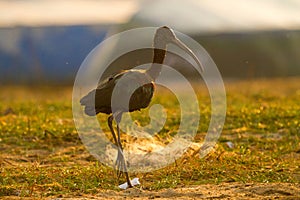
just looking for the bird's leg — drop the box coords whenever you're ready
[116,122,133,188]
[109,113,132,187]
[108,115,118,147]
[108,115,123,179]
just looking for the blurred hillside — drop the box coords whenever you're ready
[194,30,300,78]
[1,26,300,84]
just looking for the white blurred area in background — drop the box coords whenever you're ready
[1,0,300,33]
[0,0,139,27]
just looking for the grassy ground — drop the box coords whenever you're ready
[0,78,299,198]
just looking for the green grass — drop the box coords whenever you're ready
[0,78,299,198]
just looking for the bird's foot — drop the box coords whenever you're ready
[127,180,133,188]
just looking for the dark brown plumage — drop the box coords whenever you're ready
[80,26,203,188]
[80,69,155,116]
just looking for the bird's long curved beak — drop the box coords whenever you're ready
[171,37,204,72]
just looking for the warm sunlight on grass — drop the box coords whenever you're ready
[0,78,299,198]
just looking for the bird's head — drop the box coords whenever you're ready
[154,26,176,44]
[154,26,204,72]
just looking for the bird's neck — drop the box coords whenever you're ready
[147,48,166,80]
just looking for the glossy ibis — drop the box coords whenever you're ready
[80,26,204,188]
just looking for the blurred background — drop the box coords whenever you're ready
[1,0,300,85]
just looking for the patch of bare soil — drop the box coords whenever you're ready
[29,183,298,199]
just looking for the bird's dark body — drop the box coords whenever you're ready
[80,69,155,116]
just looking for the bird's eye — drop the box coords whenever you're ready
[108,77,113,81]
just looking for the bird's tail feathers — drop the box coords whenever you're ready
[80,90,96,106]
[80,90,97,116]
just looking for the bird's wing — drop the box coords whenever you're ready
[80,69,152,116]
[80,72,126,115]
